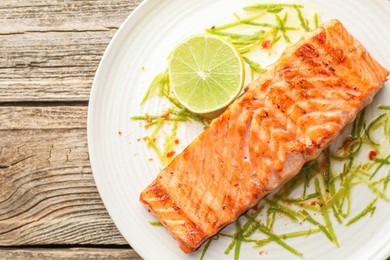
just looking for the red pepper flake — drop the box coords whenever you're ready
[252,205,258,211]
[174,139,180,145]
[143,113,152,124]
[160,112,170,118]
[118,131,122,136]
[166,151,176,158]
[262,40,272,49]
[310,201,316,206]
[343,136,354,147]
[259,251,264,256]
[369,150,377,160]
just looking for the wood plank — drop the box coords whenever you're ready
[0,247,141,260]
[0,106,127,246]
[0,0,142,102]
[0,0,144,252]
[0,0,142,33]
[0,129,127,245]
[0,106,87,130]
[0,31,113,102]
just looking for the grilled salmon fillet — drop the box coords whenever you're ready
[140,19,389,253]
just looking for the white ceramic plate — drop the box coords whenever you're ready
[88,0,390,259]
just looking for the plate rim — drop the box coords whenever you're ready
[87,0,154,258]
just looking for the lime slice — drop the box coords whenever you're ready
[168,34,245,114]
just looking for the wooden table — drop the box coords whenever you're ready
[0,0,143,258]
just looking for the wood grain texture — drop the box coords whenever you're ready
[0,0,142,32]
[0,129,128,245]
[0,0,145,256]
[0,0,142,102]
[0,31,112,102]
[0,106,87,130]
[0,106,129,246]
[0,247,141,260]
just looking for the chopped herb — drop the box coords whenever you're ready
[145,137,164,162]
[200,236,219,260]
[357,174,389,202]
[315,178,339,246]
[242,56,265,73]
[314,13,319,29]
[353,109,366,138]
[346,197,378,226]
[285,192,319,202]
[378,105,390,110]
[365,113,385,145]
[276,13,291,43]
[208,12,267,31]
[370,154,390,180]
[149,221,163,226]
[140,71,167,105]
[265,199,303,220]
[301,210,334,243]
[267,8,284,13]
[244,4,303,11]
[254,228,320,247]
[295,5,310,31]
[258,224,303,257]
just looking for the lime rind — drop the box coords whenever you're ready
[169,34,245,114]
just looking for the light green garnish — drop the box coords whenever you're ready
[295,5,310,31]
[315,178,339,246]
[244,4,304,11]
[346,197,378,226]
[242,56,265,73]
[314,13,319,29]
[258,224,303,257]
[254,228,320,247]
[134,3,390,259]
[149,221,163,226]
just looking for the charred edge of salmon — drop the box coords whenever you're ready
[140,180,207,253]
[140,178,276,253]
[309,20,389,109]
[251,19,389,149]
[140,19,389,254]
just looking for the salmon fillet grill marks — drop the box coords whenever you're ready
[140,19,389,253]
